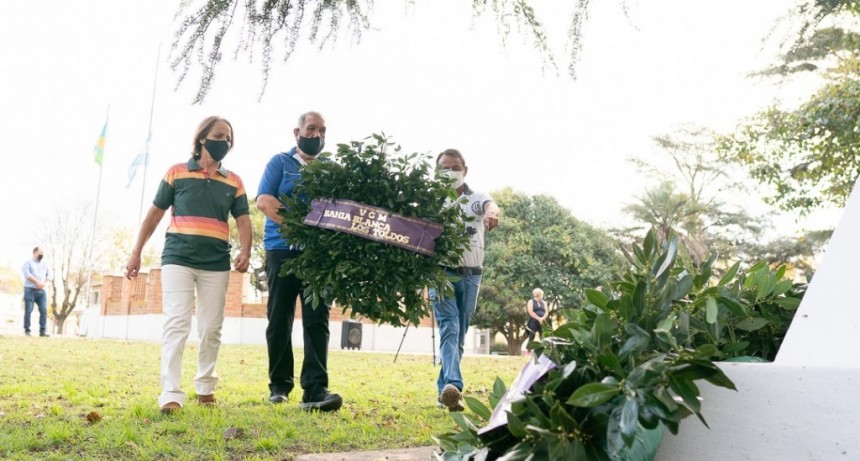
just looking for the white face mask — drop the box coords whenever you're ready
[440,169,465,189]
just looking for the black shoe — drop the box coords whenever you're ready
[300,390,343,412]
[268,391,289,404]
[25,332,31,336]
[39,333,50,337]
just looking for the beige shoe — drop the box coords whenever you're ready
[438,384,464,412]
[160,402,181,414]
[197,394,216,406]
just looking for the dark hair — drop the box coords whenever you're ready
[192,116,234,159]
[436,148,467,168]
[32,247,40,254]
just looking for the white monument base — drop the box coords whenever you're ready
[656,363,859,460]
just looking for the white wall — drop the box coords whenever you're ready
[0,292,23,335]
[656,363,860,460]
[80,308,489,355]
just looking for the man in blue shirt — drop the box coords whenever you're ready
[256,111,342,412]
[22,247,52,337]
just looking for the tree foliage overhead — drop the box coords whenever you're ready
[626,127,766,265]
[722,67,860,212]
[624,127,827,280]
[171,0,614,102]
[721,0,860,214]
[473,188,621,354]
[171,0,371,103]
[763,0,860,76]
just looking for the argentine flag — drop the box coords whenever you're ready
[126,134,151,188]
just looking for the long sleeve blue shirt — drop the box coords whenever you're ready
[22,258,52,289]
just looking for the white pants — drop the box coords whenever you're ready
[159,264,230,407]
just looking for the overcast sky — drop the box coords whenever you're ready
[0,0,843,270]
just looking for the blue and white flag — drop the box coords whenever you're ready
[126,134,151,188]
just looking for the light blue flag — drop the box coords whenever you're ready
[126,134,151,188]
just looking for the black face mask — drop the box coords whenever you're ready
[203,139,231,162]
[297,136,324,156]
[36,254,43,262]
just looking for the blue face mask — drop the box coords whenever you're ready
[204,139,231,161]
[297,136,324,156]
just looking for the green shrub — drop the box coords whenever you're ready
[437,229,804,460]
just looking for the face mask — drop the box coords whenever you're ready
[440,169,465,189]
[297,136,324,156]
[36,254,43,262]
[203,139,231,162]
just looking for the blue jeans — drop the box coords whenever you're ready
[23,287,48,334]
[431,273,482,394]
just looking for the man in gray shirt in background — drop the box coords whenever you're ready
[22,246,52,337]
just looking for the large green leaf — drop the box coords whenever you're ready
[560,360,578,379]
[464,396,492,421]
[585,289,610,309]
[718,261,741,286]
[773,279,793,297]
[567,383,620,408]
[619,333,650,359]
[620,398,640,444]
[668,375,701,413]
[550,403,579,432]
[496,442,533,461]
[717,296,748,317]
[450,412,478,432]
[701,367,738,391]
[721,340,751,355]
[593,314,613,350]
[734,317,770,332]
[776,297,802,310]
[506,410,527,438]
[653,238,678,279]
[705,297,718,324]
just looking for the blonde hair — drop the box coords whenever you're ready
[532,288,544,297]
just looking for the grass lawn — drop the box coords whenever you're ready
[0,335,523,460]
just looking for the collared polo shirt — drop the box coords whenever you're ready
[258,147,327,251]
[153,158,250,271]
[452,183,493,268]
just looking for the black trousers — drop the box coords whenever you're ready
[527,318,543,342]
[265,250,331,399]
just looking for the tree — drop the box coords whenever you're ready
[721,0,860,214]
[623,180,708,262]
[625,127,829,279]
[171,1,617,102]
[472,188,621,354]
[97,226,159,274]
[41,206,96,335]
[626,127,767,266]
[0,266,23,295]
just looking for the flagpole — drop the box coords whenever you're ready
[91,105,108,261]
[138,44,161,226]
[90,105,108,338]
